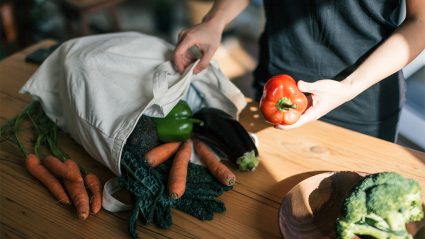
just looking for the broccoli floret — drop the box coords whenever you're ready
[336,172,424,239]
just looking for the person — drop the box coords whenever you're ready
[173,0,425,142]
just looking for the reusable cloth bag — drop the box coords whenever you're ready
[19,32,247,176]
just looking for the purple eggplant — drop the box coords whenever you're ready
[193,108,259,171]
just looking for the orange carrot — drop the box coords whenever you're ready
[64,159,83,182]
[145,141,182,167]
[168,140,192,199]
[84,173,102,214]
[25,153,71,205]
[64,175,90,220]
[193,139,236,186]
[43,155,82,182]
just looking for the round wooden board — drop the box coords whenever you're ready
[279,171,364,239]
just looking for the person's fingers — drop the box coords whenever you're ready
[193,46,215,74]
[274,102,319,130]
[274,114,311,130]
[274,114,306,130]
[173,37,197,73]
[274,123,299,130]
[297,80,315,94]
[177,30,188,44]
[173,54,189,74]
[274,118,307,130]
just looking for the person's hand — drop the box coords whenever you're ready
[275,79,357,130]
[173,21,223,74]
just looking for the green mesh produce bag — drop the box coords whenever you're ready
[119,116,232,239]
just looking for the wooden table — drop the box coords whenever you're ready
[1,40,425,239]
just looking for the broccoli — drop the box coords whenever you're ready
[336,172,424,239]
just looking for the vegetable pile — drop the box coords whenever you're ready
[0,102,103,220]
[121,101,259,238]
[1,100,259,238]
[336,172,424,239]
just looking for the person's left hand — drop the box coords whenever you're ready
[275,79,357,130]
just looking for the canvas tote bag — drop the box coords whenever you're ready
[20,32,249,211]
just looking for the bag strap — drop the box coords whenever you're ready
[150,60,199,115]
[102,177,132,212]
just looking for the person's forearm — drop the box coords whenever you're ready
[202,0,251,31]
[343,1,425,96]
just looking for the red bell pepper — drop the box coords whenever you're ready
[259,74,308,125]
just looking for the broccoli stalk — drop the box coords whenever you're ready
[384,212,408,232]
[364,213,391,231]
[337,219,396,239]
[336,172,424,239]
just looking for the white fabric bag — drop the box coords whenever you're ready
[20,32,247,176]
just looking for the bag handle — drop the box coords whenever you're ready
[148,60,200,117]
[102,177,132,212]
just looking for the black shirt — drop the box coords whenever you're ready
[254,0,405,141]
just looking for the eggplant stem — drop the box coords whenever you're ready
[236,150,259,171]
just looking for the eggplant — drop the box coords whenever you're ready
[193,108,259,171]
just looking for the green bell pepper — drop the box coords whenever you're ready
[153,100,202,142]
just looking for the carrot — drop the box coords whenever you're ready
[145,141,182,167]
[84,173,103,214]
[64,175,90,220]
[43,155,82,182]
[25,153,71,205]
[64,159,83,182]
[168,140,192,199]
[193,138,236,186]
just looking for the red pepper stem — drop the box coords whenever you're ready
[276,97,297,112]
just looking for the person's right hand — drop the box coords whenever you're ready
[173,21,223,74]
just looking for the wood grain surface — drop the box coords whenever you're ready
[1,40,424,239]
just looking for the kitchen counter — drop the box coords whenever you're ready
[1,40,424,239]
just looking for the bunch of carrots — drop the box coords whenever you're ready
[0,102,102,220]
[145,137,236,199]
[26,154,102,219]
